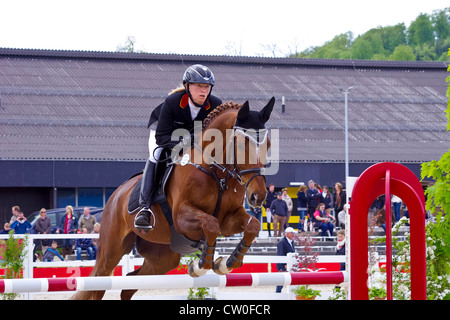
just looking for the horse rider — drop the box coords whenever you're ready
[134,64,223,230]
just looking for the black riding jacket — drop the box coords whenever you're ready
[148,90,222,148]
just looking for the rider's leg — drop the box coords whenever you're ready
[134,127,161,229]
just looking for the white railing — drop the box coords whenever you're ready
[1,233,348,299]
[1,233,347,277]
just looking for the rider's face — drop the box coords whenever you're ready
[187,83,211,105]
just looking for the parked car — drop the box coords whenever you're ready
[27,206,103,234]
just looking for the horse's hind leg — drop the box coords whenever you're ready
[120,239,180,300]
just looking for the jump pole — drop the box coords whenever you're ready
[0,271,348,294]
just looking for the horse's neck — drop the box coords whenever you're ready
[200,111,237,164]
[202,111,236,144]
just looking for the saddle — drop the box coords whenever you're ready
[127,153,201,254]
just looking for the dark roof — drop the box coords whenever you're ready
[0,48,448,163]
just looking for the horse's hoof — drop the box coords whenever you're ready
[213,256,231,275]
[188,259,207,278]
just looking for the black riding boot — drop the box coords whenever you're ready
[134,160,157,230]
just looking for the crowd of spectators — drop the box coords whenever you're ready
[1,205,100,262]
[252,179,348,237]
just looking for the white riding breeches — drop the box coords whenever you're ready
[148,126,162,164]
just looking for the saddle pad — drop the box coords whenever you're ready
[128,177,142,214]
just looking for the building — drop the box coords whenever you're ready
[0,48,448,221]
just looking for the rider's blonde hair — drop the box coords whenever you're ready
[168,85,185,96]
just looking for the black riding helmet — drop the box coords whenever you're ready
[183,64,215,108]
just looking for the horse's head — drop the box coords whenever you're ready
[233,97,275,208]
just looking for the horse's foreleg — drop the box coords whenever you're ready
[214,208,260,275]
[177,202,220,277]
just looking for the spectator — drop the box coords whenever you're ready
[9,205,20,224]
[33,208,52,261]
[270,192,288,237]
[333,182,346,227]
[320,186,333,215]
[296,185,308,231]
[42,241,64,262]
[75,227,94,260]
[56,205,78,258]
[35,208,52,249]
[263,184,276,237]
[313,203,335,238]
[276,227,296,293]
[336,230,346,270]
[1,222,11,234]
[374,207,395,232]
[306,180,320,219]
[337,204,348,229]
[281,188,293,230]
[78,207,97,233]
[392,195,402,222]
[10,212,32,234]
[91,223,101,258]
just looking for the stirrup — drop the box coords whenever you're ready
[134,207,156,230]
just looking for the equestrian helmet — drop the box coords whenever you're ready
[182,64,215,87]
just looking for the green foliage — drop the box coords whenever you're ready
[295,7,450,62]
[292,285,321,298]
[187,286,212,300]
[425,212,450,300]
[421,59,450,215]
[391,45,416,61]
[296,32,353,60]
[371,215,450,300]
[180,250,213,300]
[407,13,435,47]
[0,232,28,300]
[369,287,387,300]
[328,286,347,300]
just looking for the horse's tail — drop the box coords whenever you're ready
[70,247,108,300]
[71,290,98,300]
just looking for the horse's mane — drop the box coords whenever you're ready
[202,101,242,130]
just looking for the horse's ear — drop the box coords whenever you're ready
[260,96,275,123]
[237,101,250,122]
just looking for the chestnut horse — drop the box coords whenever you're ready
[72,97,274,300]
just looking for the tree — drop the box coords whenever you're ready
[116,36,136,53]
[407,13,435,47]
[301,32,353,59]
[380,23,407,54]
[116,36,146,53]
[432,8,450,57]
[415,43,438,61]
[390,44,416,61]
[351,39,373,59]
[421,50,450,215]
[290,8,448,62]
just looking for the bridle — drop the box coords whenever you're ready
[228,124,268,188]
[188,122,268,187]
[177,122,269,217]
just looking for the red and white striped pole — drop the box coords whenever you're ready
[0,271,348,294]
